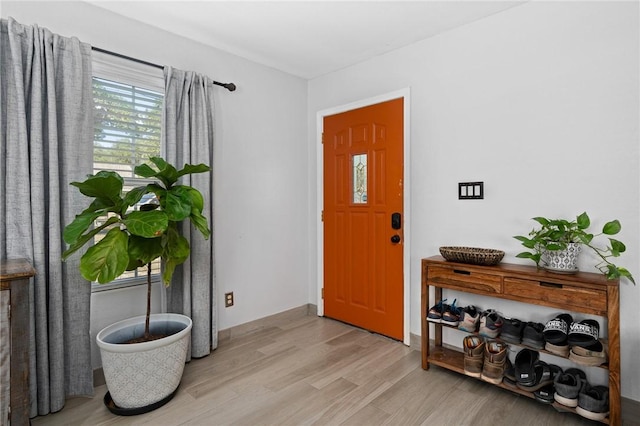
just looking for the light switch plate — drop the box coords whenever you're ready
[459,182,484,199]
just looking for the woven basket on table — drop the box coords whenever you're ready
[439,246,505,266]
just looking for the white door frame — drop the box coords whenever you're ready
[316,88,411,345]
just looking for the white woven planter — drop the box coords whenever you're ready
[96,313,192,410]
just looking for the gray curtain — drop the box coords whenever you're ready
[162,67,217,358]
[0,18,94,416]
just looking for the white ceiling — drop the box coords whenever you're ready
[89,1,526,79]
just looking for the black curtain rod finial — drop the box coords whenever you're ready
[215,82,236,92]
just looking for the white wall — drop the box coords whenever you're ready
[5,0,640,404]
[2,1,309,368]
[308,1,640,400]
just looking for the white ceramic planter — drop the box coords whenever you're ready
[96,313,192,410]
[542,242,581,273]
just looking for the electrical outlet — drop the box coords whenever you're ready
[225,292,234,307]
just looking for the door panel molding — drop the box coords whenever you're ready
[316,88,411,345]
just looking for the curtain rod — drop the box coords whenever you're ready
[91,46,236,92]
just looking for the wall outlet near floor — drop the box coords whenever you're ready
[225,292,234,307]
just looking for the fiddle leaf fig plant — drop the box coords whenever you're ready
[62,157,211,339]
[514,212,635,284]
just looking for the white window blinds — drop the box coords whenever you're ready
[90,52,165,289]
[92,77,163,177]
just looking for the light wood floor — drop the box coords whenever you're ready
[33,315,613,426]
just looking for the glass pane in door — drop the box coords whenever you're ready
[353,153,367,204]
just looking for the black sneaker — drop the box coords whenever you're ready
[427,299,448,323]
[501,317,524,344]
[522,322,545,349]
[534,384,556,404]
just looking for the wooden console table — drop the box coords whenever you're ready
[1,259,35,425]
[421,256,620,425]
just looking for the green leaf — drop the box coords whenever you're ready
[164,187,192,221]
[70,171,123,203]
[532,217,549,226]
[609,238,626,254]
[128,235,163,265]
[190,209,211,239]
[124,186,151,207]
[185,187,205,213]
[150,157,178,187]
[79,227,129,283]
[617,267,635,285]
[81,198,114,215]
[123,210,168,238]
[62,217,120,259]
[133,164,158,179]
[576,212,590,229]
[176,163,211,178]
[576,233,593,244]
[602,219,621,235]
[545,242,565,251]
[161,227,190,284]
[516,252,541,264]
[64,210,104,244]
[513,236,536,249]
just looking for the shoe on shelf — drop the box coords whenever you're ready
[522,322,545,350]
[427,299,448,323]
[543,313,573,345]
[534,384,555,404]
[500,317,524,344]
[517,360,562,392]
[479,309,503,338]
[569,340,607,366]
[514,348,539,387]
[458,305,480,332]
[503,358,517,388]
[576,383,609,421]
[554,368,587,408]
[442,299,462,327]
[568,319,600,347]
[463,335,485,378]
[480,340,509,385]
[545,340,570,357]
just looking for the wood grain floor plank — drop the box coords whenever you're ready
[31,316,615,426]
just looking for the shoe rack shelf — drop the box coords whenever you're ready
[421,256,621,425]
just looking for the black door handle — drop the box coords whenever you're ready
[391,212,401,230]
[391,235,401,244]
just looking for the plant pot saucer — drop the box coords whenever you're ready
[543,265,579,274]
[103,386,179,416]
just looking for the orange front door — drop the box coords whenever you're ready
[323,98,404,340]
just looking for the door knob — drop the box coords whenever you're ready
[390,235,401,244]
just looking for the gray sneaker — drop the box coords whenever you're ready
[575,383,609,421]
[554,368,586,407]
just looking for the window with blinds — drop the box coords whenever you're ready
[90,54,165,290]
[93,77,162,177]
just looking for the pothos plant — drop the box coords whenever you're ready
[514,212,635,284]
[62,157,211,340]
